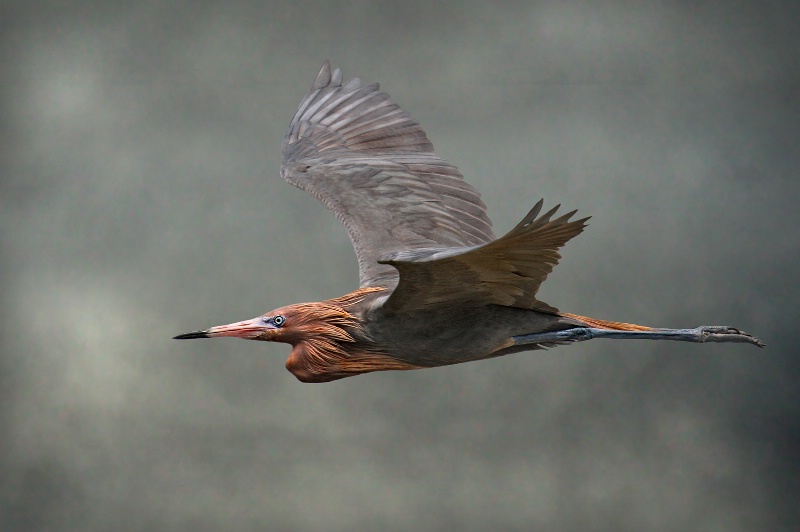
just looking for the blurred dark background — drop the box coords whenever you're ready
[2,1,798,530]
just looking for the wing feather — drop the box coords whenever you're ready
[281,61,494,288]
[378,200,590,313]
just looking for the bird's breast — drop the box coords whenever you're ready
[285,339,421,383]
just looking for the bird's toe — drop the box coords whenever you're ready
[698,326,765,347]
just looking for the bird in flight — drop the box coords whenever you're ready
[175,61,763,382]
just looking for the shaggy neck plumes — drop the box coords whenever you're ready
[283,287,420,382]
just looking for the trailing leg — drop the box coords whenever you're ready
[512,325,764,348]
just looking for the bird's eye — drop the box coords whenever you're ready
[272,315,286,327]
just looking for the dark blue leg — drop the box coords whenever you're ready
[513,326,764,348]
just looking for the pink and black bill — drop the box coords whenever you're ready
[173,330,211,339]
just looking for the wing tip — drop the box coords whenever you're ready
[313,60,332,89]
[506,199,591,240]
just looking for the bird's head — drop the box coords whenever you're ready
[173,302,359,346]
[173,288,406,383]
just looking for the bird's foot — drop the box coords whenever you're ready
[689,326,765,348]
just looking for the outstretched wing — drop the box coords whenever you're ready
[378,200,590,314]
[281,61,494,289]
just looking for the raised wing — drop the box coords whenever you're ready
[378,200,590,313]
[281,61,494,288]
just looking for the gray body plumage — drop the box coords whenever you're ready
[361,300,584,367]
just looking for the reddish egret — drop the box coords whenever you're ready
[175,61,763,382]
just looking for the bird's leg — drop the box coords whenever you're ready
[513,326,765,348]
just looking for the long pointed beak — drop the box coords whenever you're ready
[173,317,267,340]
[173,330,210,339]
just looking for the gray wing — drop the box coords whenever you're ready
[281,61,494,288]
[378,200,590,313]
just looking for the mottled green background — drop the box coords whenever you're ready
[2,1,798,530]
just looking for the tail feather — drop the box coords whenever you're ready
[561,312,652,331]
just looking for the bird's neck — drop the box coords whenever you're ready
[284,287,420,382]
[322,286,387,312]
[285,287,383,350]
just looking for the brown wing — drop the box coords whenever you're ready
[281,61,494,288]
[378,200,590,313]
